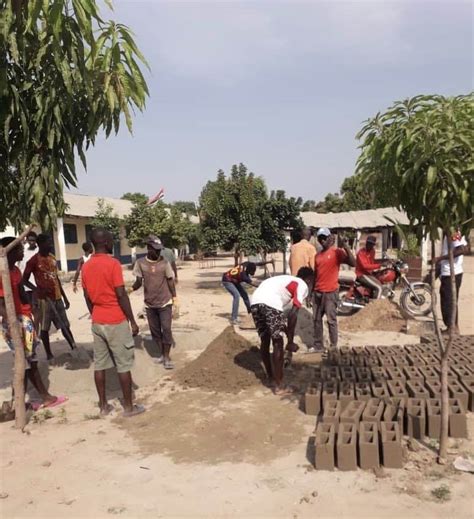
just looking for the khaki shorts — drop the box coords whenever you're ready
[91,321,135,373]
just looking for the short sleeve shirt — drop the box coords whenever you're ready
[314,247,348,293]
[251,275,308,312]
[81,254,126,324]
[133,258,174,308]
[0,266,30,316]
[222,263,252,285]
[24,253,61,300]
[440,234,467,277]
[289,240,316,276]
[161,248,176,264]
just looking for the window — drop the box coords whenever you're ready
[64,223,78,244]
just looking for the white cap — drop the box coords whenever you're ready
[316,227,331,237]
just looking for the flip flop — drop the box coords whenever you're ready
[33,395,68,411]
[273,387,294,396]
[123,404,145,418]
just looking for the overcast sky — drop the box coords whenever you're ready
[72,0,473,203]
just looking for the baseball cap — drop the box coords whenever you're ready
[316,228,331,238]
[146,235,164,250]
[366,235,377,244]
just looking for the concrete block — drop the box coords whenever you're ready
[453,366,474,380]
[426,379,441,399]
[380,422,403,469]
[387,367,406,382]
[404,367,424,382]
[337,422,357,471]
[359,422,380,470]
[322,399,341,424]
[406,380,430,400]
[460,379,474,412]
[305,383,322,416]
[449,398,467,439]
[448,381,469,412]
[380,356,395,367]
[426,398,441,439]
[387,380,408,399]
[322,367,341,382]
[383,397,405,434]
[355,382,372,401]
[340,400,366,425]
[353,354,367,367]
[340,367,357,382]
[371,367,388,382]
[419,366,439,381]
[406,398,426,439]
[313,366,322,382]
[366,356,380,368]
[371,381,390,399]
[362,398,384,424]
[315,423,336,470]
[365,346,379,356]
[356,367,372,382]
[322,380,338,408]
[339,381,355,411]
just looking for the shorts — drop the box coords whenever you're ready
[2,314,39,368]
[38,299,70,332]
[91,320,135,373]
[251,303,286,341]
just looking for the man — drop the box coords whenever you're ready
[131,236,177,369]
[81,228,144,417]
[433,231,469,334]
[289,228,317,276]
[23,234,77,359]
[72,241,94,293]
[159,238,178,283]
[355,235,386,299]
[0,237,66,409]
[311,228,355,353]
[251,267,315,395]
[18,231,38,306]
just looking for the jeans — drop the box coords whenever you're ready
[222,282,251,321]
[146,306,173,356]
[313,290,339,349]
[358,274,383,299]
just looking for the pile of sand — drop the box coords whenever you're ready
[339,299,406,333]
[174,326,264,393]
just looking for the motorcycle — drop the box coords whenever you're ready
[337,258,432,318]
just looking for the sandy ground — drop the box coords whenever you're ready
[0,255,473,518]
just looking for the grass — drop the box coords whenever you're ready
[84,413,101,421]
[31,409,53,424]
[431,484,451,502]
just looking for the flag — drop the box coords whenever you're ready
[147,188,165,206]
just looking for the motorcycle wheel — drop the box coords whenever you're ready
[337,288,359,316]
[400,283,433,318]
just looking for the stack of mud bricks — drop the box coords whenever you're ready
[308,335,474,470]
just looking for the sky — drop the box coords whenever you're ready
[72,0,473,204]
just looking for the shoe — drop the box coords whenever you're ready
[152,356,164,364]
[230,319,240,326]
[306,346,324,354]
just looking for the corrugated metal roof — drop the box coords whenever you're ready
[301,207,410,230]
[64,193,133,218]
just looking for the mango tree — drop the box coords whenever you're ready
[0,0,149,428]
[356,94,473,462]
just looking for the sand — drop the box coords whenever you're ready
[339,298,407,333]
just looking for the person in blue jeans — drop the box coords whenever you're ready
[222,261,272,325]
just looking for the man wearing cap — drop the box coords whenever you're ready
[289,228,317,276]
[131,235,177,369]
[355,235,385,299]
[311,228,355,353]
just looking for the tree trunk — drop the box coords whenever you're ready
[0,248,26,429]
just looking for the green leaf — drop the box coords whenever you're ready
[427,165,437,185]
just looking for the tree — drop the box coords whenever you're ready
[91,199,121,241]
[0,0,148,429]
[170,201,197,216]
[121,192,148,205]
[356,94,473,462]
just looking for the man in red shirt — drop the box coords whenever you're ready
[311,228,355,353]
[81,228,144,418]
[356,235,385,299]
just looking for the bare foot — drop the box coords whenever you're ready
[99,404,114,416]
[273,386,294,396]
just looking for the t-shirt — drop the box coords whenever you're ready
[314,247,348,293]
[18,246,38,290]
[222,263,252,285]
[24,253,61,300]
[81,254,126,325]
[161,248,176,265]
[0,266,31,316]
[133,258,174,308]
[251,275,309,312]
[440,234,467,277]
[356,248,380,277]
[289,239,316,276]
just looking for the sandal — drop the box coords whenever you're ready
[123,404,145,418]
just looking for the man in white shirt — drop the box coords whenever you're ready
[250,267,314,395]
[434,231,469,334]
[18,231,38,307]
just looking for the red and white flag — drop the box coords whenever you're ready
[147,188,165,206]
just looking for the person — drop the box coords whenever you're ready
[432,231,469,334]
[72,242,94,293]
[311,228,355,353]
[222,259,272,325]
[289,228,317,276]
[0,237,66,409]
[131,236,177,369]
[17,231,39,306]
[355,235,386,299]
[158,238,178,283]
[81,228,144,417]
[251,267,315,394]
[23,234,77,359]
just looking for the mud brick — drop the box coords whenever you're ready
[337,422,357,471]
[322,366,341,382]
[339,381,355,411]
[426,380,441,399]
[449,399,467,438]
[404,367,424,382]
[419,366,439,381]
[322,400,341,424]
[387,380,408,399]
[359,422,380,470]
[380,422,403,469]
[453,366,474,380]
[406,398,426,439]
[315,423,336,470]
[340,400,366,425]
[406,380,430,400]
[448,381,469,412]
[371,381,390,399]
[387,367,406,382]
[362,398,384,424]
[460,379,474,412]
[356,367,372,382]
[340,366,357,382]
[305,383,322,416]
[383,397,405,434]
[355,382,372,401]
[426,398,441,439]
[322,380,338,408]
[371,367,388,382]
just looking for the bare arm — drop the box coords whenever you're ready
[167,277,176,298]
[22,262,36,292]
[115,286,139,335]
[342,243,356,267]
[171,261,178,283]
[286,306,299,346]
[83,288,93,315]
[132,276,143,291]
[58,278,70,309]
[72,258,85,286]
[434,244,469,263]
